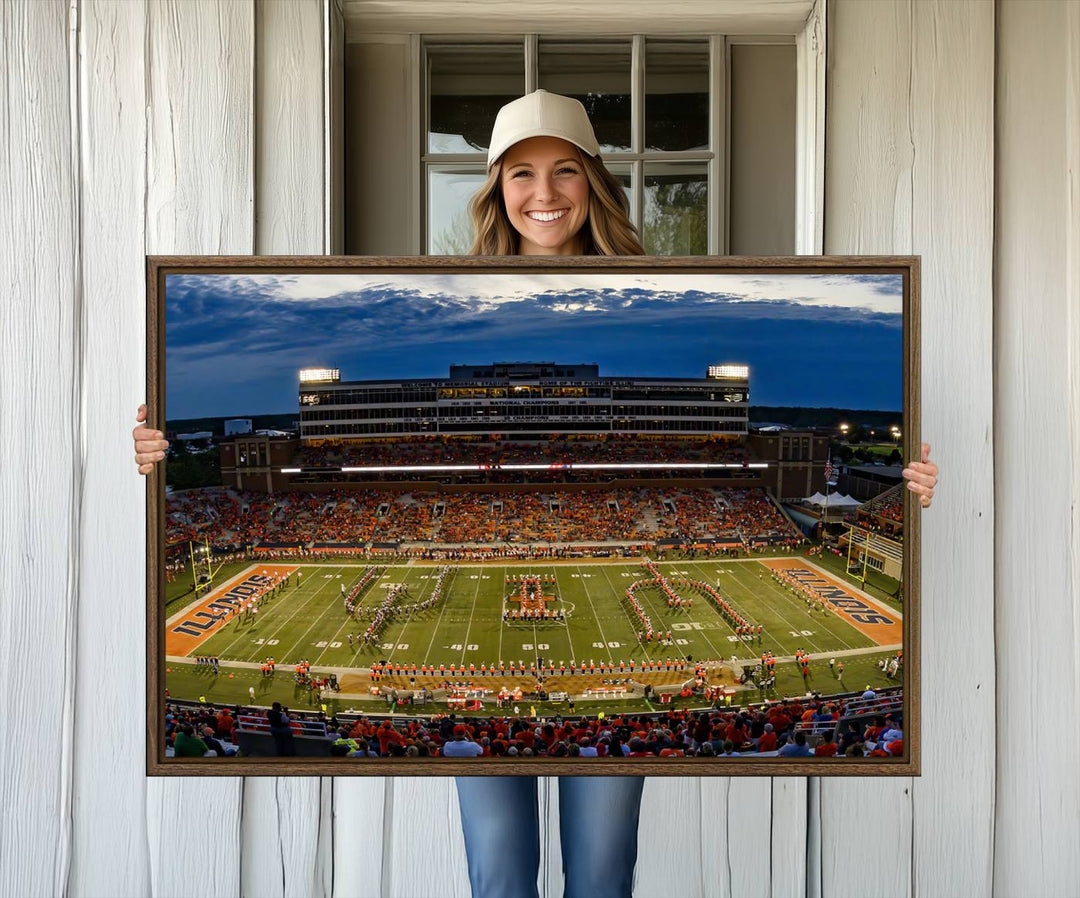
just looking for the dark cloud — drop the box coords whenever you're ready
[165,274,902,418]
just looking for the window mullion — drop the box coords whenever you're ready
[525,34,537,93]
[709,34,726,256]
[420,39,430,253]
[631,34,645,234]
[722,36,733,256]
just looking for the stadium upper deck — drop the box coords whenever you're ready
[298,362,750,440]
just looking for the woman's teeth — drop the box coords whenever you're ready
[527,210,567,222]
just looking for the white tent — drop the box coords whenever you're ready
[831,493,863,508]
[804,492,862,508]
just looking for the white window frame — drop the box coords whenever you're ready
[407,2,825,256]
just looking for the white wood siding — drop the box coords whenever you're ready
[994,1,1080,894]
[0,2,1076,897]
[0,3,78,895]
[825,2,996,896]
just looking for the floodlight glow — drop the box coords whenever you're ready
[707,364,749,379]
[282,461,770,475]
[298,367,340,383]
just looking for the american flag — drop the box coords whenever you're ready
[824,456,836,485]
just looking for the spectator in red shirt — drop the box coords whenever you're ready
[377,721,404,756]
[215,709,236,740]
[757,724,778,752]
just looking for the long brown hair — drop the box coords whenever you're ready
[468,150,644,256]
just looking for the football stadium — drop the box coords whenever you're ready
[163,360,907,762]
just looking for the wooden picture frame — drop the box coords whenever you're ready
[147,255,920,776]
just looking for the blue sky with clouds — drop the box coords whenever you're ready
[165,271,903,419]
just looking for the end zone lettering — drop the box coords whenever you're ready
[171,573,275,636]
[785,568,894,625]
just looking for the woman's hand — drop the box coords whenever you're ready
[133,403,169,474]
[902,442,938,508]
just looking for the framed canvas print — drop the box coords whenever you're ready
[146,255,920,776]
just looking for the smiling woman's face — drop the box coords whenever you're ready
[499,136,590,255]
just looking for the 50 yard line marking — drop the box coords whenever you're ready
[458,572,483,666]
[496,565,506,666]
[555,567,578,664]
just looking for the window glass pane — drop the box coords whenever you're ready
[604,162,634,221]
[538,40,632,153]
[428,167,487,254]
[645,40,709,152]
[428,44,524,154]
[643,163,707,255]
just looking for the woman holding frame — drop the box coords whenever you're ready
[134,90,938,897]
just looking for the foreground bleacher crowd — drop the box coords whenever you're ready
[166,485,802,552]
[165,686,903,761]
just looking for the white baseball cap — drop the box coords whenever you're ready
[486,90,601,169]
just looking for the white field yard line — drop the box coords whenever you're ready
[421,569,456,664]
[575,565,615,664]
[313,567,388,665]
[728,562,859,655]
[796,557,905,621]
[382,566,439,663]
[496,565,507,667]
[224,567,342,661]
[165,564,261,626]
[554,566,578,665]
[164,641,903,673]
[458,571,484,666]
[595,564,661,664]
[687,560,790,659]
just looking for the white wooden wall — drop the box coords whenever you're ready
[1,1,1077,896]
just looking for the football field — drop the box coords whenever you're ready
[166,556,900,675]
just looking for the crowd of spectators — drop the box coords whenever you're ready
[165,703,239,757]
[166,486,803,550]
[852,484,905,538]
[165,687,903,760]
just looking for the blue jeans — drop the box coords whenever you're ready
[455,775,646,898]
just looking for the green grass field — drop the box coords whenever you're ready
[165,556,904,711]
